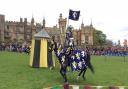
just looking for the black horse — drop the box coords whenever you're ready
[49,41,94,83]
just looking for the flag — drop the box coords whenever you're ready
[68,9,80,21]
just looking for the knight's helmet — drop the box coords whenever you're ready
[64,25,74,48]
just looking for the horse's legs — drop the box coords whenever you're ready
[60,65,68,82]
[77,68,85,80]
[82,67,87,80]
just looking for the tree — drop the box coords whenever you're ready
[93,30,106,46]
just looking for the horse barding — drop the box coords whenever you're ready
[49,40,94,83]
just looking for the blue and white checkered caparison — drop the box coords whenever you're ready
[55,47,87,71]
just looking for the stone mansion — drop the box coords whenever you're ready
[0,13,95,46]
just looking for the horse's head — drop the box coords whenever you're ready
[48,40,57,52]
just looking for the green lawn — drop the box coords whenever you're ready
[0,51,128,89]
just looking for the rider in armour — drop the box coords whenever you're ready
[64,25,74,49]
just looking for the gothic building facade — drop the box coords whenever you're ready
[0,15,37,43]
[0,13,95,46]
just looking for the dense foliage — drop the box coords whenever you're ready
[93,30,107,46]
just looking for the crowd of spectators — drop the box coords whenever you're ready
[88,46,128,56]
[0,42,128,56]
[0,42,31,54]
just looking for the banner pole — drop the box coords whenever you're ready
[67,18,69,28]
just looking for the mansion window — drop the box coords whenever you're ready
[26,30,31,33]
[7,25,9,29]
[26,35,31,39]
[85,36,88,41]
[19,27,24,33]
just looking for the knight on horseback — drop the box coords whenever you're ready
[64,25,74,66]
[49,25,94,83]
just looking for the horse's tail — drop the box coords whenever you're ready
[86,53,94,73]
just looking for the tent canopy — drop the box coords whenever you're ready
[34,28,51,39]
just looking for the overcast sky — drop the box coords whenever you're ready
[0,0,128,44]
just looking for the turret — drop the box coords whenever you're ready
[20,18,23,23]
[24,18,27,24]
[42,17,45,29]
[90,18,93,27]
[58,13,67,46]
[81,20,84,29]
[31,17,34,25]
[59,13,62,19]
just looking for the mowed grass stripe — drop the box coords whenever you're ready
[0,51,128,89]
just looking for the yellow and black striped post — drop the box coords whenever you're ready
[29,29,50,68]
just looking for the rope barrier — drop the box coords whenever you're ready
[43,84,128,89]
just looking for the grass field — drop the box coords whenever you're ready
[0,51,128,89]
